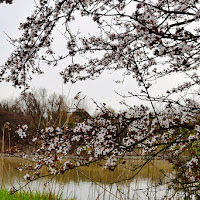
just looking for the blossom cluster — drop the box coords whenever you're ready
[11,104,199,198]
[2,0,200,198]
[16,124,28,138]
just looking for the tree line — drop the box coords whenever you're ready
[0,88,91,150]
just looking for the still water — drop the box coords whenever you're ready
[0,156,174,200]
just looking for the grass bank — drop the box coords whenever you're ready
[0,188,75,200]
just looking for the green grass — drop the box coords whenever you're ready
[0,189,76,200]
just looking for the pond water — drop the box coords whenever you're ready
[0,156,177,200]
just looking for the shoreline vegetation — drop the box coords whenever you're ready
[0,188,76,200]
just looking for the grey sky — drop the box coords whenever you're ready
[0,0,138,113]
[0,0,190,114]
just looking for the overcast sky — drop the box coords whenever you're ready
[0,0,188,114]
[0,0,138,113]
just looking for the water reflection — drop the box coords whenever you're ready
[0,156,173,199]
